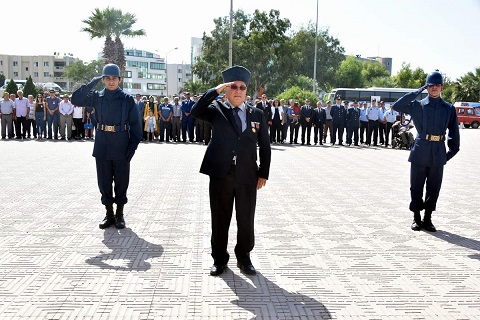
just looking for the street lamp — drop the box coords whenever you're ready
[313,0,319,93]
[165,47,178,97]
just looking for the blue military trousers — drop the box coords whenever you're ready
[96,158,130,206]
[409,163,444,212]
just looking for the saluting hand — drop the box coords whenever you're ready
[215,82,236,94]
[257,177,267,190]
[414,84,428,96]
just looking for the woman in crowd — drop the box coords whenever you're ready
[34,94,46,140]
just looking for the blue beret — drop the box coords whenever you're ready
[221,65,251,85]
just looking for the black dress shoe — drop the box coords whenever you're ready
[411,220,422,231]
[210,264,226,276]
[237,263,256,275]
[422,220,437,232]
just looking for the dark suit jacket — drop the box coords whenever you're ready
[191,89,271,184]
[300,105,315,125]
[313,108,326,126]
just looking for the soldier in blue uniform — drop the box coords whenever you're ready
[392,71,460,232]
[346,100,360,146]
[71,64,143,230]
[191,65,271,276]
[181,92,195,142]
[330,96,347,145]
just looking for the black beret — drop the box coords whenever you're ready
[221,65,251,85]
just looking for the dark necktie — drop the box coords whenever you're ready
[233,107,242,133]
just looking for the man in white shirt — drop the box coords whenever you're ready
[13,90,30,139]
[59,95,73,140]
[0,92,15,139]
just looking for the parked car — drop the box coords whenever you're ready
[454,102,480,129]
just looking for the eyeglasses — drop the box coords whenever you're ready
[230,84,247,91]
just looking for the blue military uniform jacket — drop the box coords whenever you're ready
[346,107,360,127]
[191,88,271,185]
[330,104,347,125]
[72,85,142,160]
[393,93,460,167]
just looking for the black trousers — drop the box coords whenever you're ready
[209,165,257,266]
[385,122,394,145]
[331,123,345,144]
[367,120,379,145]
[204,122,212,144]
[313,124,324,144]
[15,116,27,138]
[289,122,299,143]
[346,126,359,145]
[378,122,386,144]
[96,158,130,206]
[360,121,368,143]
[270,121,282,143]
[410,163,444,212]
[160,120,172,141]
[301,122,312,144]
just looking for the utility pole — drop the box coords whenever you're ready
[313,0,319,93]
[229,0,233,67]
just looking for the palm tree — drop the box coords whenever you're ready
[81,7,145,75]
[453,68,480,102]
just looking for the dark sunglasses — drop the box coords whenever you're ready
[230,84,247,91]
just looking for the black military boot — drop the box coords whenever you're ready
[422,210,436,232]
[115,204,126,229]
[99,204,115,229]
[411,211,422,231]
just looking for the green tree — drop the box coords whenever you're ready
[452,67,480,102]
[22,76,38,97]
[81,7,145,75]
[5,79,18,97]
[335,56,364,88]
[393,62,427,88]
[368,76,396,88]
[180,80,209,96]
[64,60,105,91]
[285,75,315,92]
[276,86,319,105]
[362,61,390,85]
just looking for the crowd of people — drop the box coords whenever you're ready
[1,88,407,148]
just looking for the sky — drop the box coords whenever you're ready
[5,0,480,81]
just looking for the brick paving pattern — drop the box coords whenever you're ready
[0,129,479,319]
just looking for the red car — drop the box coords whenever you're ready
[454,102,480,129]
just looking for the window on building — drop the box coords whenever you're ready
[127,61,148,68]
[34,72,39,77]
[146,73,165,80]
[150,62,165,70]
[44,72,50,77]
[136,51,143,57]
[34,62,39,67]
[146,52,153,58]
[138,72,144,79]
[125,50,134,56]
[0,61,3,66]
[124,71,132,78]
[13,61,18,66]
[44,62,49,67]
[25,67,29,71]
[147,83,166,90]
[13,72,19,77]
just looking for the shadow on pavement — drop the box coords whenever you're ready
[222,271,331,319]
[85,228,164,271]
[428,229,480,260]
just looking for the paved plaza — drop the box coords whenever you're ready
[0,129,479,319]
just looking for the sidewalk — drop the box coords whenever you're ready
[0,129,479,319]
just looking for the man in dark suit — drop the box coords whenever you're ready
[191,65,271,276]
[330,96,347,145]
[312,101,326,145]
[300,98,314,145]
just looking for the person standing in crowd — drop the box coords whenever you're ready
[346,100,360,146]
[59,95,73,140]
[286,99,299,144]
[1,92,15,139]
[143,96,158,141]
[72,104,85,140]
[330,96,347,146]
[144,110,156,142]
[134,93,145,140]
[383,106,397,147]
[193,94,205,143]
[378,101,388,145]
[300,98,314,145]
[71,63,142,230]
[34,94,46,140]
[171,96,182,142]
[45,89,60,140]
[323,101,333,144]
[84,105,96,140]
[256,93,270,113]
[26,95,36,139]
[9,93,17,137]
[158,97,173,142]
[313,101,326,145]
[359,102,369,144]
[191,65,271,276]
[181,92,195,142]
[280,99,288,143]
[392,71,460,232]
[366,98,380,146]
[268,98,284,144]
[13,90,29,139]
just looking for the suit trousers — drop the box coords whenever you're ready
[410,163,444,213]
[385,122,394,145]
[378,122,386,144]
[1,113,13,138]
[313,124,324,144]
[332,123,345,144]
[301,122,312,144]
[209,164,257,266]
[96,158,131,206]
[367,120,379,145]
[15,116,27,138]
[323,120,333,143]
[360,121,368,143]
[289,122,299,143]
[346,126,359,145]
